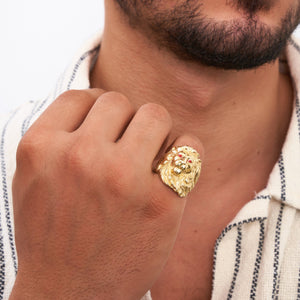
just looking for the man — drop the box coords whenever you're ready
[1,0,300,299]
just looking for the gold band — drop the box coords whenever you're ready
[156,146,202,197]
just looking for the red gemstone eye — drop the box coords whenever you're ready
[188,160,192,163]
[178,154,183,157]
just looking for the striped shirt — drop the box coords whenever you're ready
[0,32,300,300]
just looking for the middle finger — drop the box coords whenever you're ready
[119,103,172,166]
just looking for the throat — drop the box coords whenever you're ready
[90,23,294,191]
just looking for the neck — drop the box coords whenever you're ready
[90,1,293,197]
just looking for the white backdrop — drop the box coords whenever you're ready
[0,2,299,114]
[0,0,104,113]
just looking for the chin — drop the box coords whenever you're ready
[115,0,300,69]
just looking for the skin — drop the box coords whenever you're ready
[89,2,296,298]
[11,90,204,300]
[10,0,299,299]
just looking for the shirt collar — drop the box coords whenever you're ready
[265,33,300,210]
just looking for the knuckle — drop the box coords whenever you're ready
[57,90,86,103]
[142,192,176,220]
[100,91,131,107]
[16,130,48,168]
[65,140,88,172]
[57,89,105,107]
[140,103,172,125]
[102,156,135,198]
[55,90,89,109]
[55,90,100,116]
[88,87,106,94]
[95,92,134,119]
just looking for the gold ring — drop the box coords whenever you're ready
[156,146,202,197]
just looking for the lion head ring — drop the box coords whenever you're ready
[155,146,202,197]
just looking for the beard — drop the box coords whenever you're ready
[114,0,300,70]
[232,0,276,14]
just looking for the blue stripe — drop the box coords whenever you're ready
[0,110,18,286]
[288,39,300,142]
[212,216,267,294]
[296,95,300,142]
[21,101,40,137]
[21,97,51,137]
[297,267,300,299]
[254,195,271,201]
[67,46,100,91]
[272,153,286,299]
[51,72,63,100]
[54,70,67,99]
[250,219,266,299]
[227,225,242,299]
[290,38,300,53]
[0,234,4,300]
[279,153,286,202]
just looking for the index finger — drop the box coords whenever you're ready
[30,89,105,132]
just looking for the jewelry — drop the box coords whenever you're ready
[156,146,202,197]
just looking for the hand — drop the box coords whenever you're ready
[10,89,203,299]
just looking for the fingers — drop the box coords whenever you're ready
[30,89,106,132]
[168,135,204,161]
[119,103,172,165]
[24,86,204,229]
[29,88,203,204]
[80,99,172,165]
[78,92,135,142]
